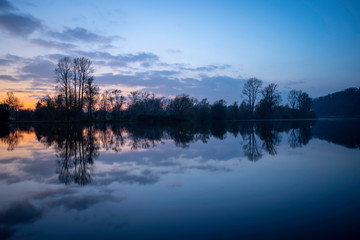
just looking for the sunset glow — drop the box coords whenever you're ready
[1,0,359,109]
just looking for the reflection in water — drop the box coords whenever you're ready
[240,123,262,161]
[0,125,28,151]
[288,126,311,148]
[1,120,359,186]
[0,120,360,239]
[36,125,100,185]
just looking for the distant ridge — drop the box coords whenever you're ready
[312,87,360,118]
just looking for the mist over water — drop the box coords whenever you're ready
[0,120,359,239]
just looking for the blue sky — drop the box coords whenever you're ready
[0,0,359,108]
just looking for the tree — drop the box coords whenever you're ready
[242,78,263,115]
[55,56,96,121]
[211,99,227,120]
[256,83,281,118]
[4,91,22,121]
[195,98,211,120]
[111,89,125,120]
[297,92,312,112]
[85,77,99,121]
[73,57,94,110]
[55,57,73,121]
[167,94,196,120]
[288,90,301,110]
[0,104,10,122]
[239,100,251,119]
[99,91,112,120]
[227,101,240,120]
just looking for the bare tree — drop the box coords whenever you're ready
[297,92,312,112]
[112,89,126,120]
[242,78,263,114]
[288,89,301,109]
[256,83,281,117]
[55,57,73,121]
[99,91,112,120]
[261,83,281,109]
[72,57,94,110]
[85,77,99,121]
[4,91,22,121]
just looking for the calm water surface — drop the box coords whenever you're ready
[0,120,359,239]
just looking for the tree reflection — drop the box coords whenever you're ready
[56,126,99,185]
[240,123,262,161]
[35,125,99,185]
[1,119,358,187]
[256,122,282,155]
[288,122,312,148]
[0,125,32,151]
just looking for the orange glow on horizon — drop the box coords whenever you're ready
[0,92,38,110]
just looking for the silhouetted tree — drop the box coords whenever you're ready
[0,104,10,122]
[256,83,281,118]
[73,57,94,111]
[99,90,112,120]
[239,100,251,119]
[55,57,73,121]
[211,99,227,120]
[85,77,99,121]
[167,94,196,120]
[111,89,125,120]
[242,78,263,115]
[194,98,211,120]
[3,91,22,121]
[227,101,240,120]
[288,90,301,110]
[297,91,312,112]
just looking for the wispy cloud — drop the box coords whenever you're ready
[48,27,120,43]
[166,49,182,54]
[30,38,77,49]
[96,72,245,103]
[0,74,19,81]
[0,0,16,12]
[180,64,231,72]
[19,59,55,81]
[73,50,159,67]
[0,12,42,37]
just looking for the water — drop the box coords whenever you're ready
[0,120,359,239]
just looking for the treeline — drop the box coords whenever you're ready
[0,56,317,122]
[312,87,360,117]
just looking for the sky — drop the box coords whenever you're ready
[0,0,359,109]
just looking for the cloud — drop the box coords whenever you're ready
[97,169,159,185]
[0,201,43,226]
[3,54,21,62]
[73,50,159,67]
[0,0,16,12]
[31,188,77,200]
[46,194,122,211]
[0,54,23,66]
[0,200,44,240]
[0,75,18,81]
[30,38,77,50]
[48,27,118,43]
[20,59,55,80]
[0,59,11,65]
[44,53,69,61]
[181,64,231,72]
[166,49,182,54]
[96,72,245,102]
[0,13,42,36]
[0,227,16,240]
